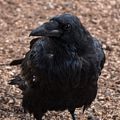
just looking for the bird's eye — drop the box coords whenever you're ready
[64,24,71,31]
[50,19,54,22]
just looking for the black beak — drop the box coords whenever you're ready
[29,21,62,37]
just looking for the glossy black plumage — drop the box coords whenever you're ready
[9,13,105,120]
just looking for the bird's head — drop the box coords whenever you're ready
[30,13,87,44]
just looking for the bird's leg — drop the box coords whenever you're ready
[33,112,43,120]
[68,108,77,120]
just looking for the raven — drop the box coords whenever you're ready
[9,13,105,120]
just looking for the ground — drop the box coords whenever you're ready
[0,0,120,120]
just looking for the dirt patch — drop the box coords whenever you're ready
[0,0,120,120]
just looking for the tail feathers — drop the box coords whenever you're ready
[10,58,24,66]
[8,76,27,91]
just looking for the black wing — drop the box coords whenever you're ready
[21,39,50,86]
[10,37,40,66]
[93,38,105,74]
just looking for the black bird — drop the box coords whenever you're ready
[9,13,105,120]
